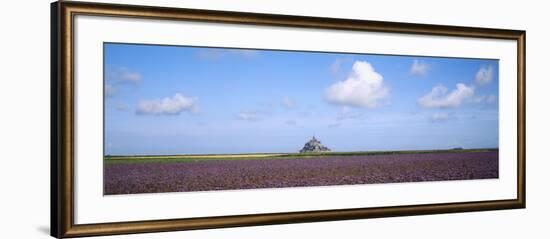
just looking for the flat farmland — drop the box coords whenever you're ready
[104,149,498,195]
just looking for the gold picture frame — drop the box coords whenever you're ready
[51,1,525,237]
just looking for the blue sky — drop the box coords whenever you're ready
[104,43,499,155]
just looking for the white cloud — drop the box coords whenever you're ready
[325,61,389,108]
[236,111,259,121]
[410,59,429,76]
[475,66,494,85]
[120,68,141,82]
[471,94,497,104]
[109,67,141,83]
[281,96,296,109]
[418,83,475,108]
[431,112,450,122]
[105,67,140,98]
[105,84,116,97]
[136,93,198,115]
[329,58,344,74]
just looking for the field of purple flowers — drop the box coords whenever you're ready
[104,151,498,195]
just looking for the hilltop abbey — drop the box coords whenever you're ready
[299,136,331,153]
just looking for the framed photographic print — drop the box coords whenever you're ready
[51,1,526,238]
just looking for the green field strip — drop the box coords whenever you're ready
[104,148,498,164]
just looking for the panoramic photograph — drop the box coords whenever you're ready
[103,43,499,195]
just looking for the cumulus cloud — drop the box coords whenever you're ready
[431,112,450,123]
[410,59,429,76]
[418,83,475,108]
[136,93,198,115]
[475,66,494,85]
[236,111,259,121]
[119,68,141,83]
[325,61,389,108]
[104,67,141,99]
[109,67,141,83]
[281,96,296,109]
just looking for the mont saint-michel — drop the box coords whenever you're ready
[300,136,331,153]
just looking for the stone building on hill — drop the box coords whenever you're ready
[299,136,331,153]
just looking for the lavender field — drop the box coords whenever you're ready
[104,150,498,195]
